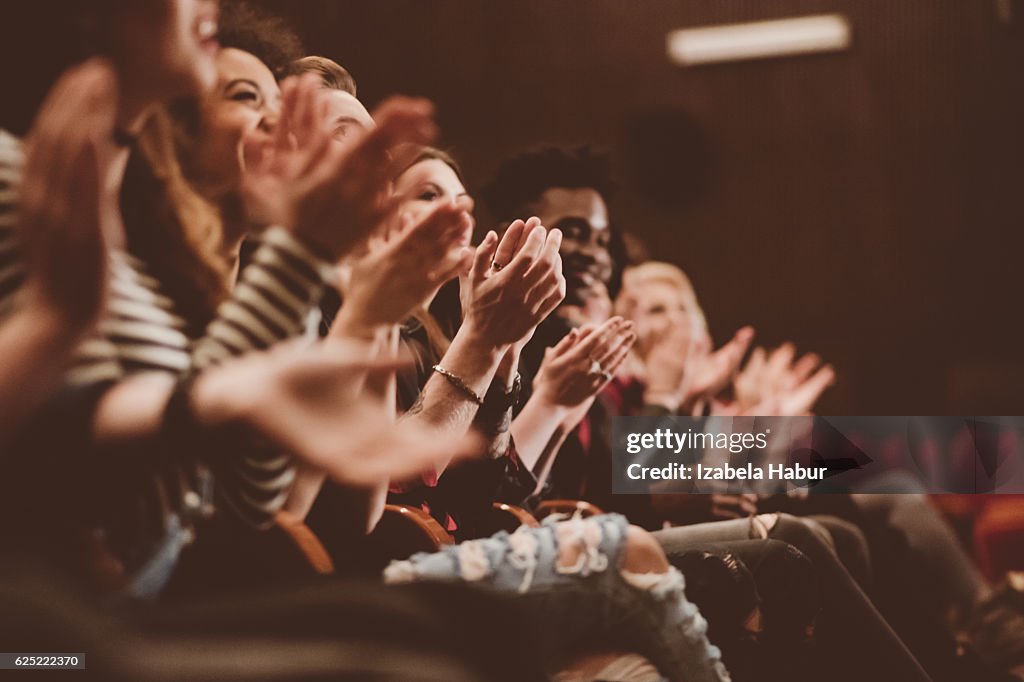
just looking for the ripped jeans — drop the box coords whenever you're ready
[385,514,730,682]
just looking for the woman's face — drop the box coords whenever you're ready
[392,159,473,246]
[113,0,220,101]
[189,47,280,198]
[631,280,705,357]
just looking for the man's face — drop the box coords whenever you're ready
[323,89,374,148]
[530,187,613,308]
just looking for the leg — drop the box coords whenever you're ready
[385,514,730,682]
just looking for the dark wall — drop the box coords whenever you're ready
[256,0,1024,415]
[3,1,1022,414]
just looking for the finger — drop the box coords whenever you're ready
[523,227,562,288]
[743,347,768,378]
[492,219,524,269]
[789,352,822,385]
[733,326,756,356]
[293,75,323,146]
[533,281,566,322]
[469,231,498,284]
[601,332,636,374]
[765,341,795,387]
[428,246,474,286]
[565,316,623,360]
[784,364,836,415]
[355,97,437,180]
[26,63,115,216]
[551,327,582,356]
[275,77,299,151]
[503,225,546,277]
[594,325,636,366]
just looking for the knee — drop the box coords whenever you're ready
[622,525,671,575]
[771,514,833,559]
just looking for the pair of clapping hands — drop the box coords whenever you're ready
[643,324,833,418]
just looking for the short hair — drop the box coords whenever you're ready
[483,145,626,296]
[217,0,304,79]
[287,56,357,96]
[480,146,616,223]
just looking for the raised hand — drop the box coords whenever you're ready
[18,58,120,335]
[533,317,636,408]
[244,83,437,262]
[334,196,475,337]
[239,74,332,229]
[641,319,699,412]
[683,326,755,409]
[191,339,482,486]
[459,219,566,352]
[733,343,835,415]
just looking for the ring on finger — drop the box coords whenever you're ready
[491,260,505,271]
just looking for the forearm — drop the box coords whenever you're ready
[404,325,503,430]
[286,323,396,526]
[511,396,571,471]
[283,462,327,520]
[91,372,176,443]
[475,348,520,459]
[0,308,83,442]
[401,325,504,473]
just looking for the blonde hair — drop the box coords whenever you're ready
[615,261,707,335]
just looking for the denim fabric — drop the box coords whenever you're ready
[385,513,730,682]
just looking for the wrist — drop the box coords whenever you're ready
[437,324,507,398]
[190,366,254,428]
[331,303,387,341]
[643,389,682,413]
[496,347,521,390]
[459,319,512,357]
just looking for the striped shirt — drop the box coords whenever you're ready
[0,130,333,576]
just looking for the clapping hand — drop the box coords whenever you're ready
[19,58,120,336]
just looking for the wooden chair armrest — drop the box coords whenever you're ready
[491,502,540,530]
[273,510,335,575]
[366,504,455,565]
[534,499,605,520]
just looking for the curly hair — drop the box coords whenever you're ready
[482,145,627,297]
[217,0,305,79]
[480,146,616,223]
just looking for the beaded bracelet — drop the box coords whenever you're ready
[431,364,485,406]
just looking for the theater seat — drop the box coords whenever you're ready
[486,502,541,533]
[974,496,1024,582]
[365,505,454,566]
[273,510,334,575]
[534,499,605,520]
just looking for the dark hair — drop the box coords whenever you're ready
[481,146,615,224]
[481,146,626,296]
[168,1,303,185]
[217,0,305,79]
[287,56,357,95]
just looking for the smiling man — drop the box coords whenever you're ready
[482,146,625,332]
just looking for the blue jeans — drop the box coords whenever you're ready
[385,513,730,682]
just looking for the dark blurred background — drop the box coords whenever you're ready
[4,1,1024,415]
